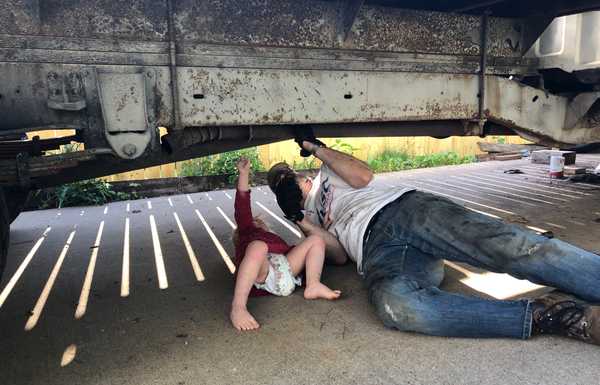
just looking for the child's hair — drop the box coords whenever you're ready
[232,216,270,247]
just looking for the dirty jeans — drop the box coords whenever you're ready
[362,191,600,339]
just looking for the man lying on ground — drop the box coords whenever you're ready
[267,130,600,345]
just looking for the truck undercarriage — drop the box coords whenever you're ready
[1,0,600,276]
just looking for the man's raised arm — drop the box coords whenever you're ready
[302,141,373,188]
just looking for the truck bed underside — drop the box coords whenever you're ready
[1,0,600,188]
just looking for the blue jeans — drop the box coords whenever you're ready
[362,191,600,339]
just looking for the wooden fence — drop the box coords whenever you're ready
[27,129,527,181]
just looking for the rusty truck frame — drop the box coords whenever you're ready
[1,0,600,277]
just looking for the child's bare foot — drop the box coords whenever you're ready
[304,282,341,300]
[230,306,260,331]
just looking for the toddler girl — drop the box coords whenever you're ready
[230,157,341,331]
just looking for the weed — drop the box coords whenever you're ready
[368,150,475,173]
[33,179,136,209]
[292,157,318,170]
[179,147,265,183]
[329,139,359,155]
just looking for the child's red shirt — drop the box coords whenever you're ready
[234,189,293,296]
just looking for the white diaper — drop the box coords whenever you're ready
[254,253,301,296]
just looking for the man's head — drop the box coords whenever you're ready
[267,162,312,221]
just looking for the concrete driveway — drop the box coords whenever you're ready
[1,155,600,385]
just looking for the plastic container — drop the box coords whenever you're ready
[549,155,565,178]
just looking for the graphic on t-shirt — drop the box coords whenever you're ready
[318,176,334,229]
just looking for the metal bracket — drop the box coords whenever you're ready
[337,0,364,43]
[46,71,87,111]
[520,15,554,55]
[96,68,157,159]
[475,10,490,135]
[565,92,600,129]
[15,152,31,189]
[167,0,182,130]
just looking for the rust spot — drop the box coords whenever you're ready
[115,93,129,113]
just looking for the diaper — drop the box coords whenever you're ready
[254,253,301,296]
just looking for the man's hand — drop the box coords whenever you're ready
[293,126,326,157]
[300,140,319,154]
[236,157,251,174]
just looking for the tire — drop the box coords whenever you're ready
[4,187,30,223]
[0,188,9,281]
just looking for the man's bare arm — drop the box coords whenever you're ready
[302,141,373,188]
[296,218,348,265]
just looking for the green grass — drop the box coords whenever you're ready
[179,147,265,183]
[367,150,475,173]
[292,157,318,170]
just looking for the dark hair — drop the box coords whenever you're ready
[274,172,304,222]
[267,162,293,192]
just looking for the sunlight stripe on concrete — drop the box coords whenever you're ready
[419,179,523,205]
[149,215,168,289]
[489,171,592,195]
[427,178,537,207]
[466,174,582,199]
[466,207,501,219]
[511,166,599,189]
[444,261,544,300]
[575,182,600,189]
[456,175,568,202]
[527,225,549,234]
[25,230,76,331]
[61,344,77,367]
[121,217,131,298]
[255,201,302,238]
[0,227,51,310]
[450,176,556,205]
[75,221,105,319]
[566,219,585,226]
[216,206,237,230]
[488,172,591,196]
[173,212,205,282]
[195,209,236,274]
[224,192,232,200]
[400,182,516,216]
[466,207,549,235]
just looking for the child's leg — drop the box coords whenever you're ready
[231,241,269,331]
[286,235,341,300]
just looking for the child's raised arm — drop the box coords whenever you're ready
[235,157,254,230]
[237,157,250,192]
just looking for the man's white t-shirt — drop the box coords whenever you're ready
[303,165,414,274]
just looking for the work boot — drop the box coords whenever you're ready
[532,291,600,346]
